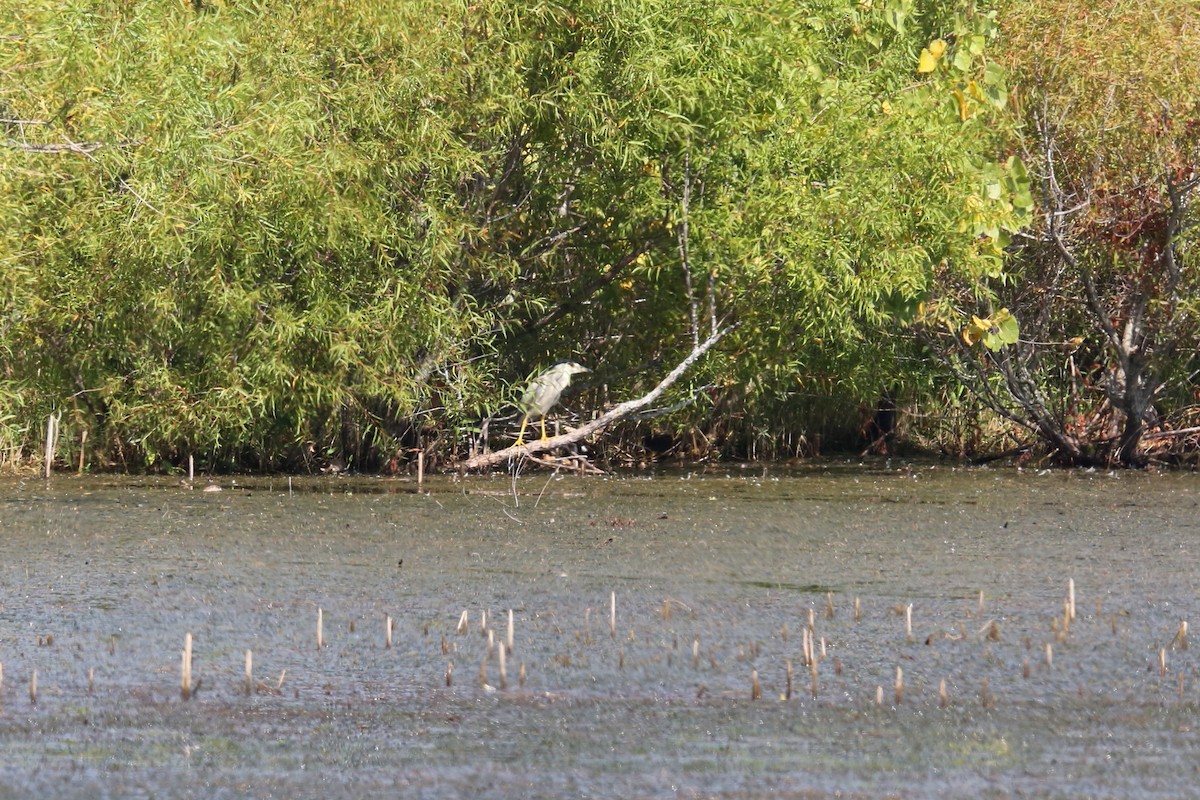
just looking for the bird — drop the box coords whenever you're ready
[515,361,590,446]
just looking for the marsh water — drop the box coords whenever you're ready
[1,464,1199,798]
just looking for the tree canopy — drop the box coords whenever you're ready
[10,0,1165,473]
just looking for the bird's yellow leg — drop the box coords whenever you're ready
[540,417,550,441]
[515,416,530,447]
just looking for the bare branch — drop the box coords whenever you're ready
[3,139,106,154]
[458,324,735,472]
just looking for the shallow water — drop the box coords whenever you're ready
[1,465,1199,798]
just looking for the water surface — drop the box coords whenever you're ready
[1,465,1198,798]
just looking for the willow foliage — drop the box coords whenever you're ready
[0,0,1025,470]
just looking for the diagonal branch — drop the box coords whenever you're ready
[458,324,735,472]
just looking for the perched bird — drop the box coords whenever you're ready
[515,361,590,446]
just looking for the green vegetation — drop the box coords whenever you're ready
[0,0,1193,472]
[930,0,1200,466]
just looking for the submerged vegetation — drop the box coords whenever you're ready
[0,0,1196,472]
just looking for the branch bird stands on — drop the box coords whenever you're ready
[514,362,589,446]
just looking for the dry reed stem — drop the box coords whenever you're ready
[1172,621,1188,651]
[610,592,617,639]
[498,639,507,690]
[181,632,193,701]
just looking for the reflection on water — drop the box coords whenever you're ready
[1,465,1199,798]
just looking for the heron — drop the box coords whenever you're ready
[515,361,590,446]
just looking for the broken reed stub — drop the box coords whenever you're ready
[610,591,617,640]
[498,639,507,690]
[181,632,194,701]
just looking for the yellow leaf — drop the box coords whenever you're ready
[917,48,938,74]
[928,39,947,58]
[952,89,970,121]
[881,100,893,115]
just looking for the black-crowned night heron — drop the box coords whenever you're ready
[515,361,590,446]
